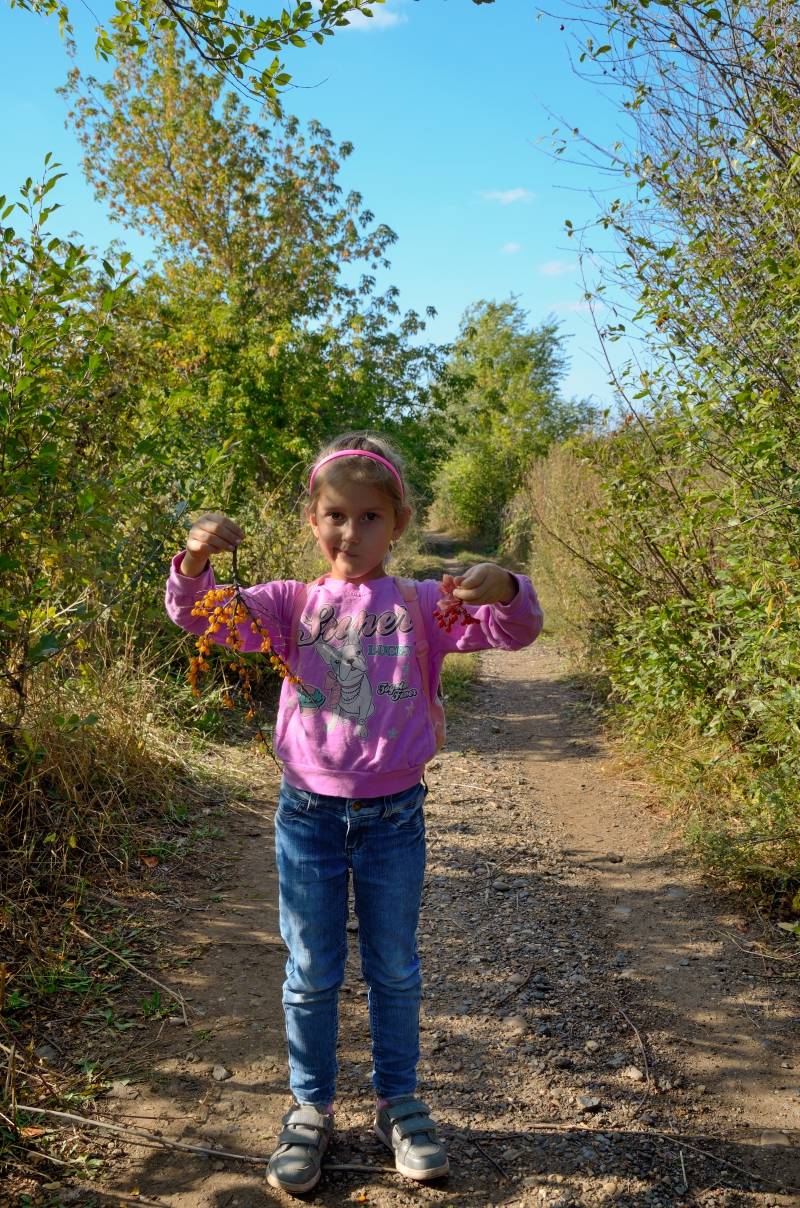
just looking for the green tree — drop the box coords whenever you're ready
[63,40,446,508]
[549,0,800,889]
[0,162,177,739]
[433,298,594,541]
[10,0,496,105]
[12,0,380,105]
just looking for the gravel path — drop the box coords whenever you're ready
[95,637,799,1208]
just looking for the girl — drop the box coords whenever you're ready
[165,432,543,1195]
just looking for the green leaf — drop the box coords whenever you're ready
[28,633,61,664]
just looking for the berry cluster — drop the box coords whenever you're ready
[434,597,481,632]
[188,587,300,746]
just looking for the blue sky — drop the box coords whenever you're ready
[2,0,632,405]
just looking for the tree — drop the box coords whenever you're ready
[62,39,446,504]
[11,0,495,105]
[0,163,162,737]
[432,298,594,540]
[12,0,379,106]
[550,0,800,886]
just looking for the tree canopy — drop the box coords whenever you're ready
[11,0,494,105]
[432,298,596,540]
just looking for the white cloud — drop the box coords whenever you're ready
[539,259,577,277]
[481,188,535,206]
[501,242,523,255]
[344,3,407,30]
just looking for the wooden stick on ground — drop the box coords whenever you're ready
[614,999,652,1117]
[70,922,191,1027]
[15,1103,268,1164]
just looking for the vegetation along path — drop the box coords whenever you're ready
[65,577,799,1208]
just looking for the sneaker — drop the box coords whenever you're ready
[374,1095,449,1181]
[266,1103,333,1196]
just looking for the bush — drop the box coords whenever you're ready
[505,444,604,652]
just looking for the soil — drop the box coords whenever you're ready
[31,549,800,1208]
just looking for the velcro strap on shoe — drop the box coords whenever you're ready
[391,1112,436,1141]
[384,1098,431,1125]
[277,1125,327,1149]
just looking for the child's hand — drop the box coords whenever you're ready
[185,512,244,562]
[443,563,517,607]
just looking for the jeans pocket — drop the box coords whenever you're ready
[278,781,313,818]
[382,782,427,829]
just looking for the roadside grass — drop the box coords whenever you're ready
[441,652,480,708]
[0,641,264,1198]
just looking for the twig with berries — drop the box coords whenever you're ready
[187,547,305,757]
[434,593,481,633]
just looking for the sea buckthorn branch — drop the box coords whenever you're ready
[434,593,482,633]
[187,547,307,757]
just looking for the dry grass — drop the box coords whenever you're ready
[0,634,256,1191]
[0,633,248,1011]
[504,445,605,654]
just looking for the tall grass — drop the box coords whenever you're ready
[503,444,604,654]
[507,442,800,907]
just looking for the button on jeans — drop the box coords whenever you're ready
[274,778,427,1106]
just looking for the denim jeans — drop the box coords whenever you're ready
[274,777,427,1106]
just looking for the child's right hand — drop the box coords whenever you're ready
[184,512,244,565]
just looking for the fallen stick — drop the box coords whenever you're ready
[325,1163,395,1173]
[471,1137,510,1181]
[510,1123,800,1195]
[15,1103,269,1164]
[56,1183,167,1208]
[494,960,537,1008]
[70,922,191,1027]
[614,999,652,1117]
[15,1104,799,1195]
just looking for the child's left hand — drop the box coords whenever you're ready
[441,563,517,607]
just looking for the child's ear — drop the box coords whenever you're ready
[393,505,412,539]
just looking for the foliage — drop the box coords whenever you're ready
[0,162,158,737]
[62,39,447,506]
[439,652,479,707]
[540,0,800,896]
[11,0,382,105]
[10,0,496,106]
[504,443,604,650]
[432,298,595,541]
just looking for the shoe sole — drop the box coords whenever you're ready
[373,1123,450,1180]
[266,1167,322,1196]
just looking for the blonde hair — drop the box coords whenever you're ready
[307,431,408,515]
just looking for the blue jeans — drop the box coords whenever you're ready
[274,777,427,1106]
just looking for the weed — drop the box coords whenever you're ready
[440,654,479,708]
[139,990,171,1019]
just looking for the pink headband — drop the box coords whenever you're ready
[309,449,405,498]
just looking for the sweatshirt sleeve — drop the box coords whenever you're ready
[164,551,299,659]
[419,574,544,656]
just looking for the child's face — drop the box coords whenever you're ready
[309,480,410,582]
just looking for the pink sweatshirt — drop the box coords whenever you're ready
[165,553,543,797]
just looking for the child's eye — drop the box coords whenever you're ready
[363,512,378,522]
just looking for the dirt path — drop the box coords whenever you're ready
[94,629,799,1207]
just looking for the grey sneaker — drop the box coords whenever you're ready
[374,1095,449,1181]
[266,1103,333,1195]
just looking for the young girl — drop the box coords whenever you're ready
[165,432,543,1195]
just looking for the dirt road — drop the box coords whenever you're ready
[93,633,799,1208]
